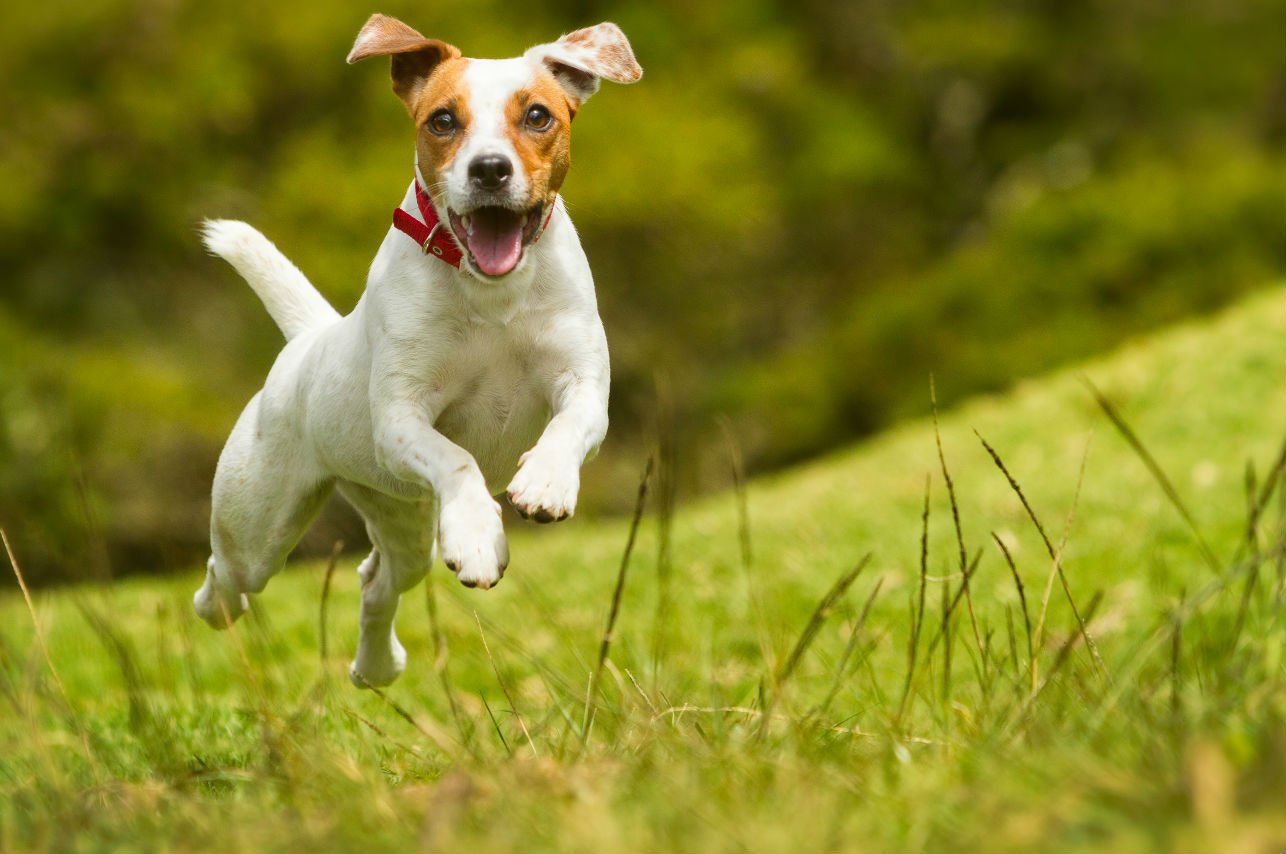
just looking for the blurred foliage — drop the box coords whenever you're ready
[0,0,1283,583]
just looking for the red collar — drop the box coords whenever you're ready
[392,181,558,269]
[392,181,464,267]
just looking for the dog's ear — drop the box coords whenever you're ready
[347,14,461,112]
[524,23,642,106]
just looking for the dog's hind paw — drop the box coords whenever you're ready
[193,561,249,628]
[348,638,406,689]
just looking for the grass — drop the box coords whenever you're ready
[4,286,1286,852]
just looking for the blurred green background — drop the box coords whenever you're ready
[1,0,1283,584]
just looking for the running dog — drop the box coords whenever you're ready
[194,14,641,687]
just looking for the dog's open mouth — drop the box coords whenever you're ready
[447,206,544,278]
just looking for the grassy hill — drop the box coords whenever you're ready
[3,286,1286,852]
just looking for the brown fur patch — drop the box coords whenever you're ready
[561,28,597,47]
[410,59,474,207]
[505,74,576,209]
[346,14,462,109]
[553,23,642,84]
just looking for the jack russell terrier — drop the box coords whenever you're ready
[193,14,641,687]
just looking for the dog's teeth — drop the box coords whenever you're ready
[463,215,473,234]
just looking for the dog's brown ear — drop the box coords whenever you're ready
[347,14,461,112]
[524,23,642,105]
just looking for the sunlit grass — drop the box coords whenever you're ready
[3,287,1286,852]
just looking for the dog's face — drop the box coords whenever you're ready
[413,57,573,279]
[348,15,642,279]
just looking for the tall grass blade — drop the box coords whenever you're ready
[1041,590,1103,691]
[318,539,343,666]
[1277,463,1286,608]
[932,378,990,685]
[975,430,1106,678]
[776,555,873,689]
[475,611,537,756]
[758,555,872,741]
[349,672,460,759]
[923,549,983,661]
[896,476,931,726]
[816,576,884,717]
[75,600,152,735]
[343,707,429,761]
[940,571,952,713]
[931,382,971,585]
[652,374,679,669]
[1170,588,1186,729]
[478,691,511,756]
[1,528,100,779]
[1004,605,1020,681]
[584,456,654,740]
[425,578,472,751]
[1233,432,1286,566]
[1082,379,1221,575]
[992,532,1034,689]
[720,417,754,572]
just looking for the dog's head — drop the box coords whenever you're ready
[348,15,642,280]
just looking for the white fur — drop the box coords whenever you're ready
[447,60,536,206]
[200,220,340,340]
[194,31,627,690]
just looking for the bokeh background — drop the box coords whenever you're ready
[2,0,1283,584]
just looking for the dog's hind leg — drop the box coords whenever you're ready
[338,483,436,688]
[195,394,333,628]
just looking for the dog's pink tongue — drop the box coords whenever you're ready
[467,209,524,277]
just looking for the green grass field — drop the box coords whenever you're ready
[4,287,1286,853]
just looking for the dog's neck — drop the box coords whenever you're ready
[396,178,546,325]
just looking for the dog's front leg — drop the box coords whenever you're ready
[507,372,610,523]
[372,395,509,590]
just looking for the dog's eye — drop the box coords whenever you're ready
[427,109,456,135]
[524,104,553,131]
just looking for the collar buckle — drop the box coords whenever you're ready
[421,222,443,255]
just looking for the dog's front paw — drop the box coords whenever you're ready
[507,447,580,523]
[438,493,509,589]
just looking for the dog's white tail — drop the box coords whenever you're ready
[201,219,341,340]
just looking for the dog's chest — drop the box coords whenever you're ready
[431,322,552,489]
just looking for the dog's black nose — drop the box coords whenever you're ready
[468,155,514,191]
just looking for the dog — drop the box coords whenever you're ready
[193,14,641,688]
